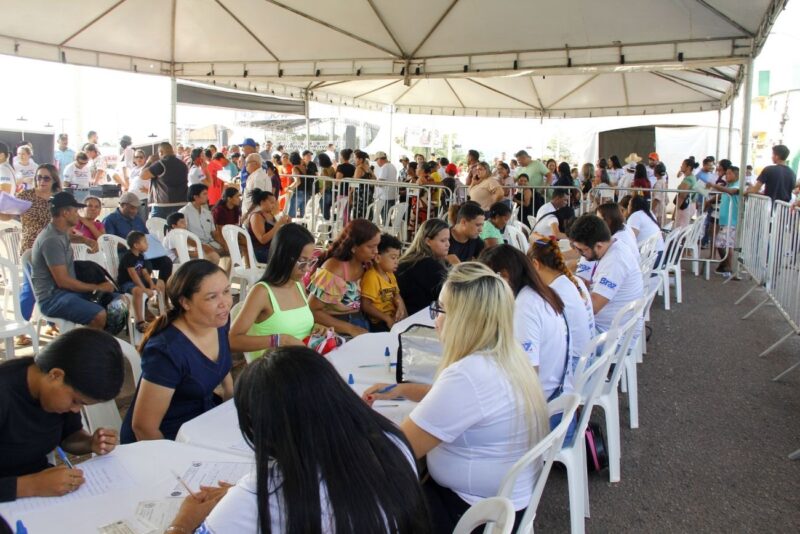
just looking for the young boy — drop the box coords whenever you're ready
[361,234,408,332]
[162,212,187,263]
[119,231,165,332]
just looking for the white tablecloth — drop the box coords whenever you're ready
[175,308,435,457]
[0,440,251,532]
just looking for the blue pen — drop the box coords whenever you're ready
[56,446,74,469]
[377,384,397,394]
[15,520,27,534]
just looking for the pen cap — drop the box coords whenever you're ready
[347,373,354,385]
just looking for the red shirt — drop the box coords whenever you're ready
[207,160,225,205]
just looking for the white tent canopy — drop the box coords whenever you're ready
[0,0,787,118]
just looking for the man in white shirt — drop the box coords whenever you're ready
[178,183,223,264]
[325,143,337,164]
[568,214,643,334]
[0,142,16,196]
[242,153,270,213]
[531,189,570,238]
[373,151,398,223]
[187,148,209,186]
[62,152,93,201]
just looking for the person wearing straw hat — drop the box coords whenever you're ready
[620,153,641,190]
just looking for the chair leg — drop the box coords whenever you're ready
[662,273,671,310]
[600,392,622,483]
[625,351,639,429]
[565,452,586,534]
[675,269,683,304]
[4,338,14,359]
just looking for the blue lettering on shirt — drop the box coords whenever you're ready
[599,277,617,289]
[576,264,591,273]
[522,341,533,352]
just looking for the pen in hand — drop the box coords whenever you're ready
[171,470,200,499]
[56,447,74,469]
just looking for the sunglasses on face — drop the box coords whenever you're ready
[36,175,53,182]
[296,257,318,270]
[429,300,446,319]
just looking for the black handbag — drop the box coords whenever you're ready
[585,421,609,472]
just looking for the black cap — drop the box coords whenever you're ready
[50,192,86,209]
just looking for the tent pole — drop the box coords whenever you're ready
[388,105,394,161]
[733,57,754,279]
[304,90,310,151]
[170,76,177,145]
[715,108,722,161]
[727,95,735,159]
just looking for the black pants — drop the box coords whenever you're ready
[149,256,173,282]
[423,477,525,533]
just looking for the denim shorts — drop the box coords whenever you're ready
[39,289,105,325]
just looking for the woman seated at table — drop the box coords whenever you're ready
[121,259,234,443]
[246,188,286,263]
[364,262,548,531]
[0,329,124,502]
[479,245,570,401]
[230,223,327,361]
[307,219,380,337]
[167,346,431,533]
[396,218,451,315]
[72,195,105,240]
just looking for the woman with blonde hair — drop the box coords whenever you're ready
[396,218,451,315]
[364,262,548,531]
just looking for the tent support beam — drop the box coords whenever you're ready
[621,73,630,108]
[304,90,310,151]
[734,57,753,278]
[365,0,405,57]
[692,0,754,37]
[528,78,545,115]
[410,0,461,57]
[546,75,598,109]
[59,0,129,46]
[170,76,177,145]
[213,0,279,61]
[354,80,402,100]
[652,72,719,99]
[444,80,465,108]
[660,72,727,95]
[727,94,735,159]
[466,79,541,111]
[264,0,401,59]
[715,109,722,161]
[698,67,735,83]
[393,79,420,104]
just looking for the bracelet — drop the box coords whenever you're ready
[270,334,281,348]
[165,526,191,534]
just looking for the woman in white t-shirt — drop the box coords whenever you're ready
[126,149,150,200]
[364,262,548,531]
[13,145,38,191]
[479,244,569,400]
[597,202,638,255]
[167,347,430,533]
[627,195,665,265]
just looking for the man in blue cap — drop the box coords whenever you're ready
[239,138,262,191]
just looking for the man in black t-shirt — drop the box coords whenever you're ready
[747,145,797,202]
[140,142,189,219]
[448,201,485,263]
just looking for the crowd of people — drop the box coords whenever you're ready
[0,129,798,532]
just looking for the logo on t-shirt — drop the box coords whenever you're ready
[576,263,591,273]
[599,277,617,289]
[521,341,533,352]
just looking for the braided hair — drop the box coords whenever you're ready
[528,236,587,300]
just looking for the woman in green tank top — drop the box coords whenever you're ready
[230,223,326,361]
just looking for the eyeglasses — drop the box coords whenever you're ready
[429,301,446,320]
[296,257,318,270]
[35,175,53,182]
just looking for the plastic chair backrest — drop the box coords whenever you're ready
[527,215,537,230]
[658,226,690,271]
[222,224,256,272]
[637,233,659,264]
[168,229,204,264]
[98,234,129,280]
[367,199,385,225]
[387,202,408,236]
[603,298,646,396]
[116,338,142,383]
[0,227,22,262]
[453,496,515,534]
[82,401,122,434]
[0,257,25,323]
[496,393,581,532]
[146,217,168,241]
[0,220,22,231]
[568,332,617,445]
[71,243,90,261]
[505,225,528,252]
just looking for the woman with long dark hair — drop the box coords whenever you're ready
[596,202,638,254]
[479,245,570,400]
[246,188,285,263]
[674,156,700,228]
[121,260,233,443]
[396,218,451,314]
[554,161,574,188]
[307,219,380,336]
[167,347,431,533]
[230,223,325,361]
[631,163,652,196]
[627,194,665,264]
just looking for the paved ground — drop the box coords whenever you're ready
[535,273,800,533]
[3,271,798,532]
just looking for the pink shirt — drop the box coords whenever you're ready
[73,220,104,239]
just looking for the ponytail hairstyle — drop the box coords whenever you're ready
[215,186,240,209]
[138,259,226,351]
[683,156,700,172]
[249,187,274,206]
[479,244,564,314]
[629,195,659,226]
[320,219,380,263]
[528,236,587,300]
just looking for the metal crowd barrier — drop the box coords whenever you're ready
[734,194,773,304]
[453,184,585,224]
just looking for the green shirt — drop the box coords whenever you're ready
[517,160,549,188]
[480,219,504,241]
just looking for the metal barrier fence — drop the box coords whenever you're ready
[734,194,772,298]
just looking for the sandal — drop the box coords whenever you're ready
[44,325,60,337]
[135,321,150,333]
[15,335,32,347]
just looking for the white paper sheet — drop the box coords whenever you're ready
[4,455,136,514]
[168,461,253,497]
[97,516,158,534]
[134,498,184,530]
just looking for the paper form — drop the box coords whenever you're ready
[97,516,158,534]
[168,461,253,497]
[134,498,184,530]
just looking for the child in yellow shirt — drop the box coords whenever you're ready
[361,234,408,332]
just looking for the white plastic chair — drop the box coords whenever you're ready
[145,216,168,241]
[386,202,408,240]
[553,332,617,534]
[0,257,39,357]
[0,227,23,311]
[453,496,515,534]
[167,229,205,264]
[82,400,122,434]
[22,250,78,336]
[98,234,129,281]
[593,298,646,483]
[527,215,537,230]
[117,338,142,383]
[222,224,264,296]
[495,393,581,534]
[682,213,707,276]
[655,226,691,310]
[367,198,386,226]
[505,225,528,252]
